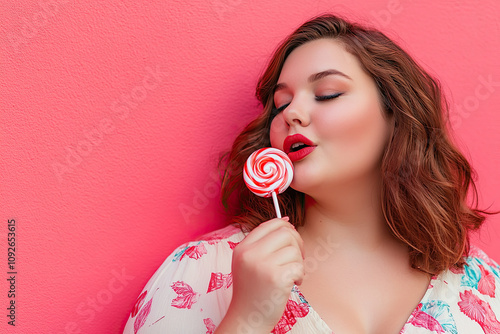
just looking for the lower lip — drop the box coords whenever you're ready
[287,146,315,162]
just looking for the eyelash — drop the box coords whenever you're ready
[270,93,343,118]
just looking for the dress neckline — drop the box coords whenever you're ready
[291,271,440,334]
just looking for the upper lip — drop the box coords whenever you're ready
[283,134,315,154]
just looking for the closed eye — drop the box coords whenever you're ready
[270,102,290,119]
[270,92,343,120]
[315,92,343,101]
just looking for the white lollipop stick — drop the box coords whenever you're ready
[271,191,282,218]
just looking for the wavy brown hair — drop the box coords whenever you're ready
[218,13,499,274]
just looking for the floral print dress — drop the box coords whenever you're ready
[122,224,500,333]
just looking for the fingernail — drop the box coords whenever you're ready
[283,216,290,221]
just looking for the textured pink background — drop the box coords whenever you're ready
[1,1,499,333]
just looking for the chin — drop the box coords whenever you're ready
[289,179,317,196]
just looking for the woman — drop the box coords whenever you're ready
[123,13,500,334]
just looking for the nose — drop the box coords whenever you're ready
[283,98,311,127]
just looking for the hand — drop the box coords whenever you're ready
[223,217,305,333]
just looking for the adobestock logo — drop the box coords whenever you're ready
[370,0,404,29]
[449,74,500,129]
[211,0,243,20]
[51,65,167,184]
[178,170,222,225]
[7,0,70,54]
[59,267,135,334]
[178,158,241,225]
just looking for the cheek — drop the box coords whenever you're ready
[269,115,287,149]
[318,100,388,160]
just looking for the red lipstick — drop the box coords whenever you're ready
[283,134,316,162]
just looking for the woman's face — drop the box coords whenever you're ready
[269,38,393,196]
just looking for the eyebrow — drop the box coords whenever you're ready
[273,69,352,93]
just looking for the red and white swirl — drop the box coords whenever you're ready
[243,147,294,198]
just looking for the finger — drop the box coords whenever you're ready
[256,227,303,259]
[242,218,294,245]
[294,277,303,286]
[271,245,304,267]
[239,218,305,262]
[281,262,305,287]
[286,225,305,260]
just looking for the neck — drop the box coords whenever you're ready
[297,173,399,254]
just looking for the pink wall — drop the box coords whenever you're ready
[1,1,499,332]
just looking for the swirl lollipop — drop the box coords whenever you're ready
[243,147,294,218]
